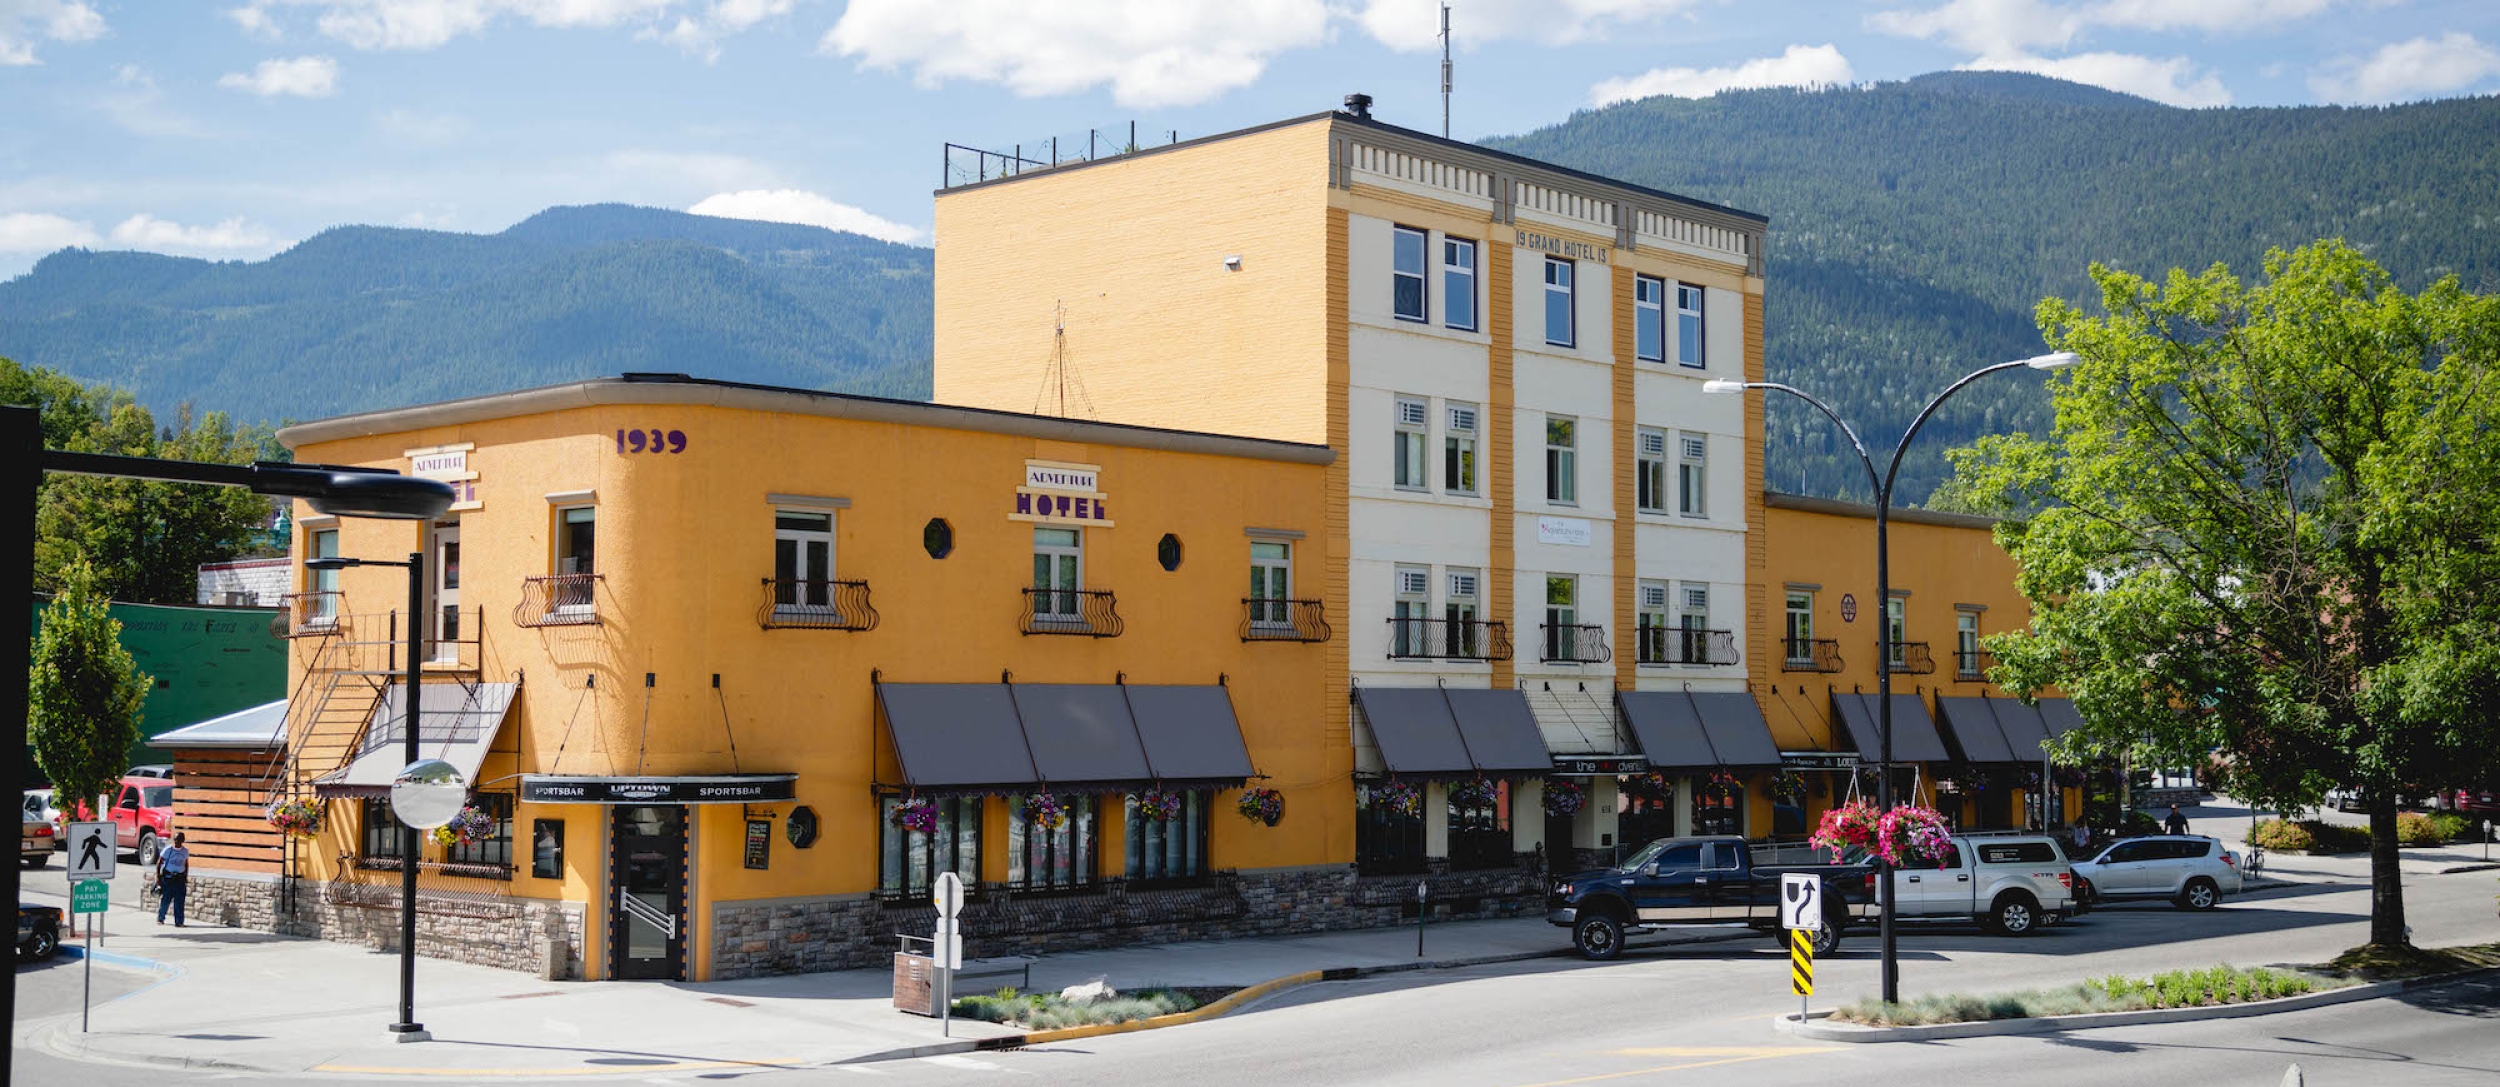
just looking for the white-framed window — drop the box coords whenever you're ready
[1393,395,1429,490]
[1543,257,1574,347]
[1445,568,1482,658]
[1543,574,1579,661]
[1634,275,1665,362]
[1392,225,1428,323]
[1545,415,1578,505]
[1676,283,1706,368]
[1785,591,1815,664]
[1957,610,1981,677]
[1443,237,1477,331]
[553,506,596,616]
[1680,583,1711,663]
[773,509,836,614]
[1885,596,1908,669]
[1637,579,1669,664]
[307,528,340,624]
[1249,541,1292,627]
[1635,428,1668,513]
[1676,433,1707,517]
[1034,526,1083,623]
[1444,402,1479,495]
[1392,564,1432,657]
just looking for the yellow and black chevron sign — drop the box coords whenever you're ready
[1789,928,1815,996]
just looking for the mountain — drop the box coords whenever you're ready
[0,204,933,424]
[1486,72,2500,502]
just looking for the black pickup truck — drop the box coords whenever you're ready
[1547,835,1873,959]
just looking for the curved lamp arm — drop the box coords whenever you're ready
[1703,379,1882,503]
[1879,353,2073,506]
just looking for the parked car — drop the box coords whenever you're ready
[2072,835,2243,910]
[124,765,173,780]
[62,778,177,865]
[20,793,58,868]
[1548,835,1874,960]
[2450,788,2499,818]
[18,903,62,961]
[1887,834,2081,935]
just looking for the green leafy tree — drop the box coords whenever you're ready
[1951,240,2500,950]
[30,559,151,813]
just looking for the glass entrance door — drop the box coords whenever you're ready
[609,805,686,980]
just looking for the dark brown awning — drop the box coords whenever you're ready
[1691,693,1783,768]
[1615,691,1716,770]
[1987,698,2053,762]
[1831,693,1952,764]
[875,681,1256,794]
[1352,687,1473,777]
[1443,689,1553,775]
[1123,685,1257,785]
[876,684,1038,792]
[1010,684,1152,786]
[2036,697,2086,739]
[1935,696,2018,764]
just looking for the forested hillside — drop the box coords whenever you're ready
[1489,71,2500,502]
[0,205,933,424]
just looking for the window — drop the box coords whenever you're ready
[1393,396,1430,490]
[773,510,835,614]
[554,506,596,616]
[1445,569,1481,659]
[1637,580,1670,664]
[1033,527,1083,623]
[1696,777,1744,836]
[1635,428,1668,513]
[1249,542,1291,627]
[1634,275,1665,362]
[445,792,513,870]
[1786,592,1814,662]
[361,797,403,861]
[1447,781,1512,870]
[1680,583,1710,652]
[1957,611,1981,677]
[1543,574,1577,661]
[1885,597,1908,669]
[880,796,980,896]
[1543,257,1574,347]
[1545,415,1577,505]
[1158,534,1184,572]
[1392,565,1431,657]
[1008,794,1098,890]
[1125,791,1209,882]
[1676,283,1706,368]
[309,528,340,622]
[922,518,954,559]
[1356,786,1426,875]
[1444,403,1479,495]
[1392,226,1428,322]
[1676,434,1707,517]
[1443,237,1477,331]
[1978,842,2060,865]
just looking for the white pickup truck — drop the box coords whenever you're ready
[1888,834,2080,935]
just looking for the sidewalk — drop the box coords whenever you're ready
[2185,799,2500,880]
[14,878,1668,1078]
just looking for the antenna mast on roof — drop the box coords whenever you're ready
[1440,4,1453,138]
[1032,301,1096,421]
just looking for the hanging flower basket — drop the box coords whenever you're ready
[1810,799,1881,859]
[1447,780,1500,810]
[1621,772,1673,805]
[264,797,323,838]
[1023,793,1070,832]
[1769,771,1808,804]
[1698,770,1741,802]
[1544,779,1585,817]
[1812,799,1952,867]
[429,804,494,848]
[1360,781,1422,818]
[891,799,938,835]
[2053,765,2086,788]
[1134,790,1183,822]
[1236,787,1284,827]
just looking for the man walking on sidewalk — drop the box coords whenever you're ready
[155,831,190,927]
[2165,805,2190,836]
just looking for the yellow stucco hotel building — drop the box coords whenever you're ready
[166,103,2083,982]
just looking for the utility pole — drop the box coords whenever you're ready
[1440,4,1453,138]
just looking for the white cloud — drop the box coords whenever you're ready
[2087,0,2341,34]
[1356,0,1699,52]
[108,214,280,253]
[0,212,100,253]
[2311,33,2500,103]
[1962,51,2231,106]
[218,55,340,96]
[1,0,107,65]
[374,107,470,146]
[822,0,1330,108]
[605,150,783,192]
[1868,0,2082,57]
[225,4,283,39]
[1591,44,1854,106]
[226,0,670,51]
[648,0,790,61]
[97,64,217,139]
[687,189,924,244]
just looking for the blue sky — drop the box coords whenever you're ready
[4,0,2496,279]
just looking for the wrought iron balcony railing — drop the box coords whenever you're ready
[1539,623,1613,664]
[1384,617,1513,662]
[1021,588,1123,637]
[1885,642,1938,675]
[515,573,601,627]
[275,591,344,638]
[757,578,880,631]
[1240,598,1331,643]
[1636,626,1739,666]
[1956,648,1994,679]
[1781,637,1844,673]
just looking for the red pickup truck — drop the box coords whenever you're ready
[62,777,178,866]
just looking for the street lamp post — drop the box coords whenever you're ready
[307,553,428,1041]
[2,403,453,1087]
[1705,350,2077,1004]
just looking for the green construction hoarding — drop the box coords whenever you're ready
[26,596,287,779]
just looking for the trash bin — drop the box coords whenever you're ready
[892,951,941,1016]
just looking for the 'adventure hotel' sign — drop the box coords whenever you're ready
[1011,460,1114,528]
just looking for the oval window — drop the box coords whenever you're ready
[923,519,954,559]
[1156,533,1182,572]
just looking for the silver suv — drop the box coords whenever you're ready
[1889,834,2079,935]
[2072,835,2243,910]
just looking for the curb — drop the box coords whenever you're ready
[2436,862,2500,875]
[1773,965,2500,1043]
[57,943,180,974]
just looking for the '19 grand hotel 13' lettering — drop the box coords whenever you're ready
[1515,229,1609,264]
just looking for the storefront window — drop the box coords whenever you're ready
[1008,794,1097,891]
[879,796,980,896]
[1355,787,1426,875]
[361,797,403,861]
[445,792,513,870]
[1124,791,1209,883]
[1446,782,1513,871]
[1695,777,1745,837]
[1617,785,1677,856]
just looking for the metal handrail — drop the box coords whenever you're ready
[1956,648,1993,678]
[1538,623,1613,664]
[757,578,880,631]
[1886,642,1938,675]
[1781,637,1844,673]
[515,574,601,627]
[1239,598,1331,643]
[1636,626,1739,666]
[618,888,677,939]
[275,591,345,638]
[1383,617,1513,662]
[1020,588,1123,637]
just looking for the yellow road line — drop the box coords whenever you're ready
[1505,1049,1829,1087]
[311,1058,802,1076]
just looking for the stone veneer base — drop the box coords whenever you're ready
[186,870,589,980]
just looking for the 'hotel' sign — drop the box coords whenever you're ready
[1011,460,1114,528]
